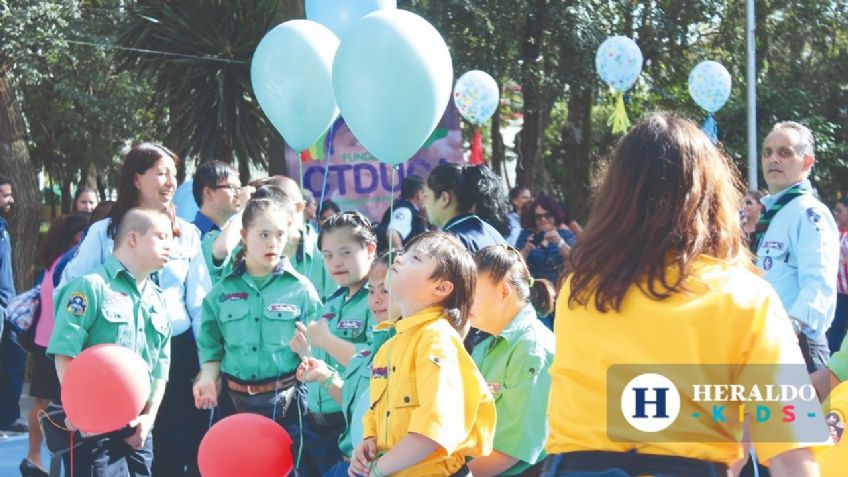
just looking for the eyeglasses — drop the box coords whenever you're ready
[534,212,553,221]
[212,184,241,192]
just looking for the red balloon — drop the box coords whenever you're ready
[199,414,294,477]
[61,344,151,434]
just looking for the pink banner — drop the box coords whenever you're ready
[285,101,463,223]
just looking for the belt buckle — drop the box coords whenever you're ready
[247,384,258,396]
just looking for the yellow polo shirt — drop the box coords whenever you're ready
[363,306,496,476]
[547,256,820,465]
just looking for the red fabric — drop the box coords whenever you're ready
[469,127,484,165]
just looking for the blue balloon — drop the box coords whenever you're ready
[595,36,643,92]
[173,179,198,222]
[688,61,732,113]
[349,386,370,450]
[306,0,396,40]
[251,20,340,152]
[333,10,453,165]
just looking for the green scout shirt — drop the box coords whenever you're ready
[198,257,321,382]
[47,255,172,385]
[828,336,848,382]
[292,225,337,301]
[470,304,554,475]
[306,285,375,414]
[338,321,396,457]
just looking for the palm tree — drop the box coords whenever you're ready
[117,0,289,181]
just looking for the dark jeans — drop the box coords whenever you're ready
[541,453,727,477]
[300,411,345,477]
[0,327,25,427]
[827,293,848,354]
[799,331,830,373]
[152,332,207,477]
[62,429,154,477]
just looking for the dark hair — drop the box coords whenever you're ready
[318,211,377,250]
[241,196,293,230]
[371,249,398,273]
[320,200,341,217]
[567,112,746,312]
[192,160,237,206]
[72,186,98,211]
[426,164,510,236]
[400,175,425,200]
[475,245,556,315]
[38,212,91,267]
[403,231,476,332]
[520,195,568,230]
[0,174,10,187]
[107,142,180,238]
[508,186,530,202]
[90,201,114,225]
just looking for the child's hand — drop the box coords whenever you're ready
[296,357,331,384]
[290,322,310,357]
[307,318,331,348]
[349,437,377,477]
[193,377,218,410]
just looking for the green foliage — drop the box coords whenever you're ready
[117,0,285,176]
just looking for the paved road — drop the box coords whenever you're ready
[0,384,59,476]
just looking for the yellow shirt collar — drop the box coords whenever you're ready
[394,306,445,334]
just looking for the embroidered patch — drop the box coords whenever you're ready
[356,349,372,358]
[322,313,336,320]
[761,240,784,251]
[219,292,248,302]
[337,320,363,330]
[66,292,88,316]
[487,383,501,395]
[267,303,300,314]
[825,411,844,444]
[372,366,388,379]
[762,256,773,271]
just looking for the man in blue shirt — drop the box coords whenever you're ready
[755,121,839,372]
[0,174,27,433]
[191,160,244,238]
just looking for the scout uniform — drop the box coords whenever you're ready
[302,285,375,476]
[47,255,172,477]
[323,321,397,477]
[470,303,554,476]
[363,306,496,477]
[197,256,321,430]
[544,256,821,475]
[755,179,839,371]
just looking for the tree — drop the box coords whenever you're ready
[117,0,287,183]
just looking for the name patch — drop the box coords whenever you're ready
[372,366,388,379]
[267,303,300,314]
[337,320,363,330]
[487,383,502,396]
[219,292,248,302]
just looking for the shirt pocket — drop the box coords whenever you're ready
[102,293,133,345]
[219,301,251,344]
[261,305,298,346]
[390,377,419,409]
[148,302,170,343]
[335,317,367,342]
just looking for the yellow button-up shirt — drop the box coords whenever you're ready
[363,306,495,476]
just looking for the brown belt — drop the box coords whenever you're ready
[225,374,298,395]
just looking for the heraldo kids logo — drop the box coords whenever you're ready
[609,364,830,443]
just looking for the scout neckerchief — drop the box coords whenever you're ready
[753,184,806,251]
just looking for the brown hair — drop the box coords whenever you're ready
[107,142,181,238]
[403,231,476,332]
[38,213,91,267]
[567,112,747,312]
[475,245,556,315]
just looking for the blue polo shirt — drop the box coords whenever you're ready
[193,211,220,239]
[442,214,506,253]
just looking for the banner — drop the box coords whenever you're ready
[285,100,463,223]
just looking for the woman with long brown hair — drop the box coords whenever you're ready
[543,113,820,477]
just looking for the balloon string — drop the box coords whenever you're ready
[70,431,74,477]
[309,160,332,282]
[607,91,631,134]
[384,165,398,447]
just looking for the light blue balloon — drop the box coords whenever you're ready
[595,36,643,92]
[350,387,370,450]
[306,0,396,40]
[173,179,198,222]
[251,20,340,152]
[333,9,453,165]
[688,61,732,113]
